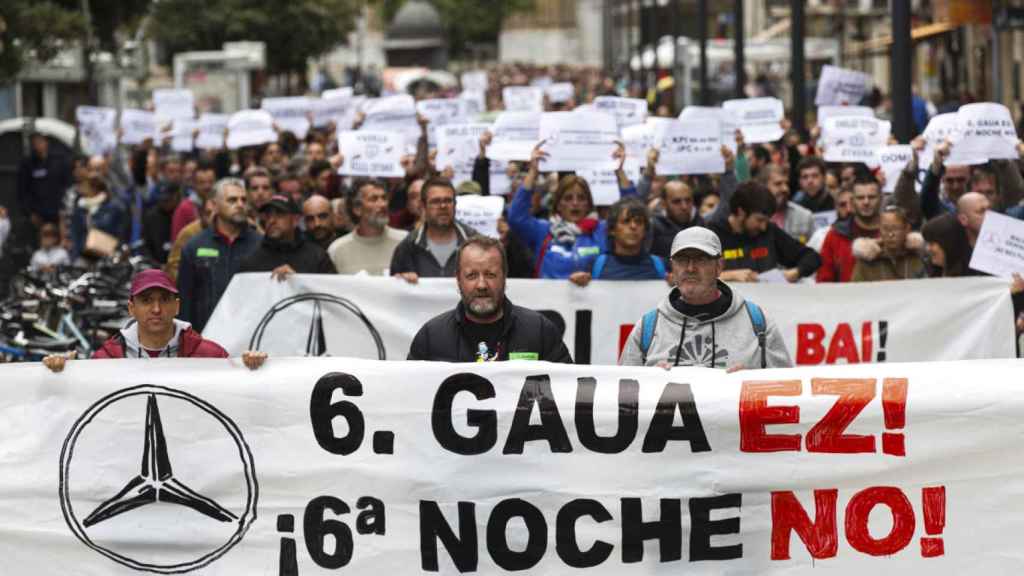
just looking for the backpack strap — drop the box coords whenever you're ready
[592,254,608,279]
[744,300,768,369]
[639,308,659,364]
[650,255,666,278]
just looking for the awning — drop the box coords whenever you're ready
[845,20,959,57]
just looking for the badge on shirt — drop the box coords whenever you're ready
[508,352,539,361]
[196,247,220,258]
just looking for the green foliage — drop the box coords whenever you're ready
[0,1,87,82]
[377,0,534,57]
[147,0,358,77]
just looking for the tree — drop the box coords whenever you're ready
[0,1,86,82]
[378,0,534,59]
[147,0,358,81]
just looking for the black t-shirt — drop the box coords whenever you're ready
[670,284,733,321]
[461,317,507,362]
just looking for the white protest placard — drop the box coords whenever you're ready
[679,106,740,153]
[920,112,979,166]
[530,75,553,88]
[195,113,229,150]
[545,82,575,104]
[593,96,648,127]
[873,145,915,193]
[455,195,504,238]
[488,161,511,195]
[417,98,469,144]
[75,106,117,156]
[261,96,312,139]
[538,111,620,172]
[722,97,784,143]
[461,70,489,92]
[969,210,1024,278]
[487,111,541,161]
[816,104,874,126]
[653,119,725,175]
[119,109,158,145]
[621,122,655,171]
[225,110,277,150]
[952,103,1020,162]
[169,118,197,153]
[361,95,420,148]
[435,123,491,184]
[337,95,366,132]
[822,116,891,164]
[502,86,544,112]
[152,88,195,121]
[815,64,871,106]
[337,130,405,178]
[459,90,486,116]
[576,167,632,206]
[312,91,352,128]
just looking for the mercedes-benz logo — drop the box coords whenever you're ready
[59,385,258,573]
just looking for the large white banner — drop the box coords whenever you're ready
[205,276,1015,365]
[5,357,1024,574]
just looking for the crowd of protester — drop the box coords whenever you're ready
[7,62,1024,362]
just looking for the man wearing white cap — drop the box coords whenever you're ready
[619,227,791,370]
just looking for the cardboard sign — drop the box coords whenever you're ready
[337,130,405,178]
[815,64,871,106]
[722,98,785,143]
[537,111,620,172]
[594,96,649,127]
[226,110,277,150]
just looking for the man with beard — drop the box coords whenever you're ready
[303,194,338,251]
[619,227,791,369]
[390,177,476,283]
[177,178,262,332]
[240,195,335,280]
[762,164,815,244]
[327,180,407,275]
[650,180,703,259]
[407,235,572,363]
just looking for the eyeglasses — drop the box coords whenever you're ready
[672,254,715,266]
[427,197,455,207]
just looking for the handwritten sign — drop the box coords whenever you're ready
[969,210,1024,278]
[953,103,1020,162]
[815,65,871,106]
[337,130,405,178]
[822,116,891,163]
[435,123,491,184]
[593,96,648,127]
[226,110,277,150]
[502,86,544,112]
[75,106,117,156]
[679,106,740,153]
[120,109,158,145]
[538,111,619,172]
[195,113,229,150]
[722,97,784,143]
[487,111,541,162]
[455,195,504,238]
[921,112,980,166]
[261,96,312,139]
[653,119,725,175]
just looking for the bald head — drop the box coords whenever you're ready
[303,194,335,241]
[956,192,990,237]
[663,180,695,225]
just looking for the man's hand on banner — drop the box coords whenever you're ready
[42,352,76,373]
[241,350,268,370]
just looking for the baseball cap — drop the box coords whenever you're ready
[670,226,722,258]
[259,195,300,214]
[456,181,482,196]
[130,269,179,297]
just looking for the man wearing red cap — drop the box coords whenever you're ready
[42,269,267,371]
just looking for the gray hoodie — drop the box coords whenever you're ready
[619,282,792,369]
[119,318,190,358]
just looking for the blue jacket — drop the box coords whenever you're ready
[508,182,638,278]
[177,223,262,333]
[70,197,127,258]
[591,252,667,280]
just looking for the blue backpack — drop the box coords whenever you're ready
[638,301,768,368]
[592,254,666,280]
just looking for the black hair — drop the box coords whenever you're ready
[606,197,649,240]
[420,176,456,204]
[346,179,388,223]
[730,181,777,217]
